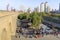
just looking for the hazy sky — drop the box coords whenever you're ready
[0,0,60,10]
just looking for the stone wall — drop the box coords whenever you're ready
[0,11,21,40]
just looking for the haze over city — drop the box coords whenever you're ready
[0,0,60,40]
[0,0,60,10]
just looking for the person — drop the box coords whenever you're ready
[40,27,44,37]
[36,32,40,38]
[19,36,20,38]
[55,31,58,37]
[41,31,44,37]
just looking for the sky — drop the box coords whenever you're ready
[0,0,60,10]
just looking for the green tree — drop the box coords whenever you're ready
[18,12,30,20]
[18,12,44,29]
[30,12,41,28]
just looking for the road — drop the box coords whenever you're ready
[43,20,60,28]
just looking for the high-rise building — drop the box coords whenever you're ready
[36,6,40,12]
[34,6,40,12]
[6,4,9,11]
[40,2,44,12]
[27,7,32,13]
[11,7,16,12]
[44,2,48,13]
[47,6,50,13]
[59,3,60,12]
[34,7,37,12]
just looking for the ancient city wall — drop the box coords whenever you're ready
[0,11,21,40]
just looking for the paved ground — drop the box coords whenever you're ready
[11,25,60,40]
[12,34,60,40]
[11,27,60,40]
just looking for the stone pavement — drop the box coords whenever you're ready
[11,26,60,40]
[12,34,60,40]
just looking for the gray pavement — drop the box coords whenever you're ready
[11,33,60,40]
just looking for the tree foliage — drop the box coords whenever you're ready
[18,12,30,20]
[30,12,41,27]
[18,12,45,28]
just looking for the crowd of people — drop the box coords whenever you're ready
[16,27,60,38]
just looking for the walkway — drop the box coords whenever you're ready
[12,34,60,40]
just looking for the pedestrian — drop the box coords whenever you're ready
[36,32,40,38]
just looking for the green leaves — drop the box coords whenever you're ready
[18,12,30,20]
[18,12,45,28]
[31,12,40,27]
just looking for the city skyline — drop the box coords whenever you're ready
[0,0,60,10]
